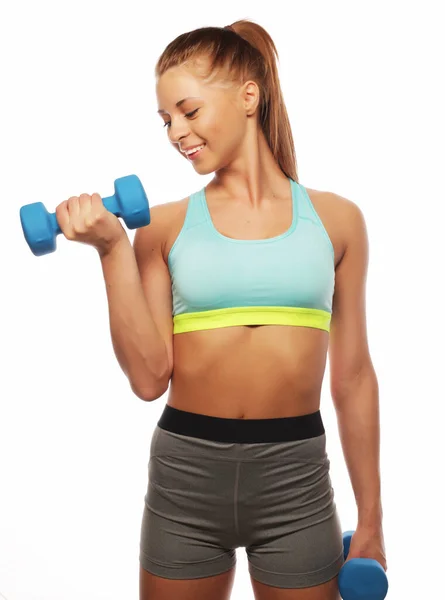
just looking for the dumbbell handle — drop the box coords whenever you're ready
[50,194,121,236]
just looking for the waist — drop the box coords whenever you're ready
[157,404,325,443]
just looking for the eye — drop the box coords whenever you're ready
[163,108,199,128]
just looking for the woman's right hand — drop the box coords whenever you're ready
[55,193,128,256]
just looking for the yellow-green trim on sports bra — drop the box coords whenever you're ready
[173,306,331,334]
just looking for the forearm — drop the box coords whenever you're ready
[333,366,383,528]
[99,236,169,398]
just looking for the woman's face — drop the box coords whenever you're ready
[156,63,255,174]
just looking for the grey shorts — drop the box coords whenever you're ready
[139,405,345,589]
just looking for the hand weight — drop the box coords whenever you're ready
[20,174,150,256]
[339,530,389,599]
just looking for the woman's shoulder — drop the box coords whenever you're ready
[148,196,190,264]
[148,195,190,227]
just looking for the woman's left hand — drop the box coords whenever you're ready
[345,523,387,572]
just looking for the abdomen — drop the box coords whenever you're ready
[167,325,330,419]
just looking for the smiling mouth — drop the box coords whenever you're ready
[186,144,206,159]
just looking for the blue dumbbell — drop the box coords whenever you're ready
[339,530,388,599]
[20,174,150,256]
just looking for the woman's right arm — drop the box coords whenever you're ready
[99,219,171,401]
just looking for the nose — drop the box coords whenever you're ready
[168,119,192,145]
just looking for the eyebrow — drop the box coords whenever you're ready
[157,97,201,114]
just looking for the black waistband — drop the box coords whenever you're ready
[157,404,325,443]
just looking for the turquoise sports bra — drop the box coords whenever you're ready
[167,177,335,334]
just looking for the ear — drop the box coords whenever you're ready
[241,80,261,116]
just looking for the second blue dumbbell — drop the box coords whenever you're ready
[20,174,150,256]
[339,530,388,599]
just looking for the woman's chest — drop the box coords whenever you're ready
[162,188,346,269]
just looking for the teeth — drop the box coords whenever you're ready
[185,144,205,155]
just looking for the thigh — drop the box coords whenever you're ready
[242,433,345,590]
[139,426,239,588]
[246,513,344,591]
[140,565,236,600]
[250,574,340,600]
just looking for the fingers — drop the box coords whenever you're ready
[90,193,105,223]
[68,195,81,219]
[55,193,103,240]
[55,199,72,239]
[78,193,99,228]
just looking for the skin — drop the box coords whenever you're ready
[156,58,291,209]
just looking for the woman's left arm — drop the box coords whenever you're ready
[328,195,383,529]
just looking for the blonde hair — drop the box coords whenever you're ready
[155,19,299,182]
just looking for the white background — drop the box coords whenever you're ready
[1,1,444,599]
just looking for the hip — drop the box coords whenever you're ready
[148,405,336,537]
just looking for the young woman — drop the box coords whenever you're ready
[57,19,386,600]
